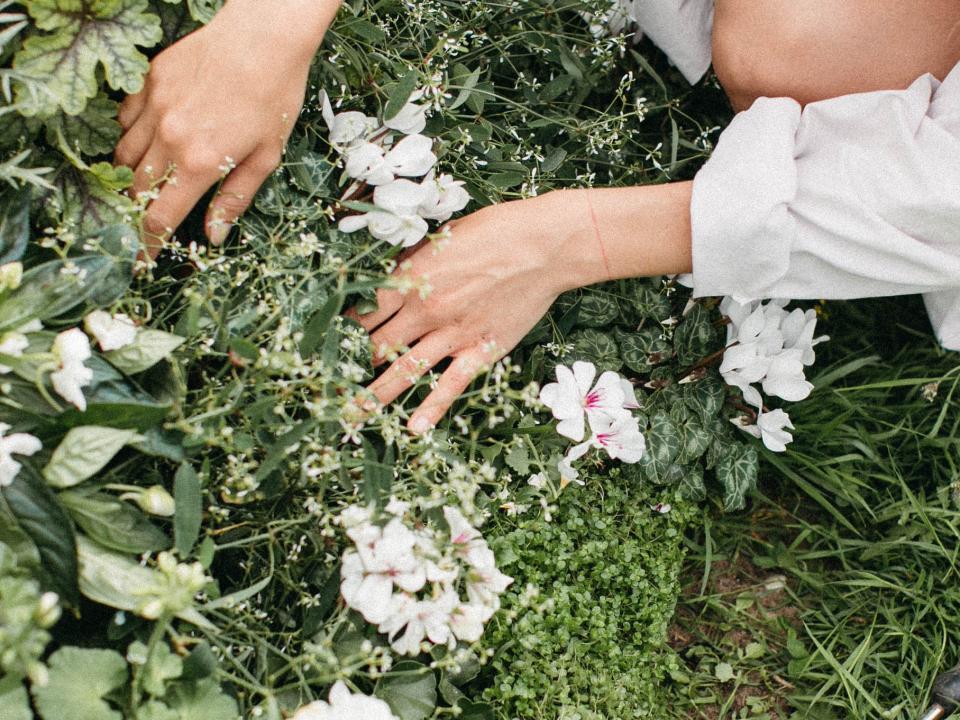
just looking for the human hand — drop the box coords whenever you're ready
[349,194,583,433]
[113,0,337,254]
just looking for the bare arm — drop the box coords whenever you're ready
[350,183,693,432]
[114,0,343,253]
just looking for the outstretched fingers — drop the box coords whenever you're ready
[367,331,457,408]
[407,346,493,434]
[204,149,281,245]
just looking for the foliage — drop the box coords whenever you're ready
[480,476,694,719]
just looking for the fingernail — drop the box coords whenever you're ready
[208,221,231,246]
[409,416,432,434]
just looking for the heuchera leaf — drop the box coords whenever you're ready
[45,93,122,155]
[32,647,127,720]
[14,0,163,116]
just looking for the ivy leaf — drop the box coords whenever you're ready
[623,282,671,323]
[162,679,239,720]
[615,328,670,374]
[674,304,720,366]
[43,426,140,488]
[15,0,163,116]
[104,329,185,375]
[637,412,681,484]
[375,661,438,720]
[1,464,79,605]
[45,93,121,155]
[563,290,619,328]
[679,466,706,501]
[563,328,621,371]
[32,647,127,720]
[683,375,727,422]
[717,443,759,511]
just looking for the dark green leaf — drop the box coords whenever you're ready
[174,463,202,557]
[2,464,79,605]
[299,292,343,357]
[384,68,419,121]
[180,642,218,682]
[375,661,437,720]
[0,186,30,264]
[674,304,720,366]
[637,413,681,484]
[717,443,759,511]
[363,440,394,507]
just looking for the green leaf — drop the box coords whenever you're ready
[15,0,163,116]
[375,661,438,720]
[616,328,671,374]
[678,466,706,502]
[185,0,222,24]
[683,375,727,421]
[623,283,671,323]
[570,291,619,328]
[714,661,735,683]
[449,63,480,111]
[457,701,496,720]
[180,642,217,682]
[43,426,140,488]
[287,151,333,196]
[55,167,136,237]
[32,647,127,720]
[61,490,170,553]
[0,254,117,331]
[486,171,526,189]
[46,93,121,155]
[76,536,213,629]
[174,462,202,557]
[637,413,681,484]
[674,304,720,366]
[104,329,185,375]
[139,702,179,720]
[362,440,394,507]
[0,683,32,720]
[161,679,238,720]
[0,186,30,264]
[384,68,419,122]
[504,442,531,475]
[563,329,621,372]
[2,465,79,605]
[128,640,183,698]
[299,292,343,357]
[716,443,759,511]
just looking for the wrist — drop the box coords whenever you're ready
[216,0,340,61]
[534,189,613,291]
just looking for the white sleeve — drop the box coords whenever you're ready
[630,0,714,85]
[690,62,960,349]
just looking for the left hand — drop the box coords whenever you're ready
[348,193,582,433]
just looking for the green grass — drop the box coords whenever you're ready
[669,296,960,719]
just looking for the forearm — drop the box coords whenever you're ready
[537,183,693,291]
[215,0,342,60]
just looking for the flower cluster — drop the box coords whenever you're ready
[322,90,470,247]
[292,681,398,720]
[719,298,828,451]
[338,502,512,656]
[539,361,646,482]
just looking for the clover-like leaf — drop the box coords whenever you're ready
[32,646,127,720]
[15,0,162,116]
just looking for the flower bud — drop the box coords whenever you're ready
[34,591,61,628]
[28,661,49,687]
[136,486,176,517]
[0,262,23,292]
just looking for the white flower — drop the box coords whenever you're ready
[449,603,486,642]
[320,91,378,149]
[343,134,437,186]
[384,99,429,135]
[417,173,470,222]
[0,330,29,374]
[50,328,92,411]
[780,307,829,365]
[339,179,430,247]
[340,518,426,624]
[761,348,813,402]
[0,261,22,291]
[291,681,398,720]
[735,408,795,452]
[527,472,548,489]
[382,591,458,655]
[0,423,42,487]
[84,310,138,351]
[539,361,631,442]
[561,412,646,472]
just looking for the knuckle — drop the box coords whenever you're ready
[156,114,191,147]
[252,152,282,175]
[177,147,220,176]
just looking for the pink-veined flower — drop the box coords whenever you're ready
[539,361,632,442]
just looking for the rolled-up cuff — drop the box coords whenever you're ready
[690,97,802,299]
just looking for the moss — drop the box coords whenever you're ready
[480,471,694,719]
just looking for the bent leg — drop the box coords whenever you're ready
[712,0,960,111]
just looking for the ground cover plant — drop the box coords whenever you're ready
[0,2,903,720]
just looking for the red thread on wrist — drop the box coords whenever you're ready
[585,192,613,282]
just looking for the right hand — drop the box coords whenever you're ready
[113,2,329,254]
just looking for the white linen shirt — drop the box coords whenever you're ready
[635,1,960,349]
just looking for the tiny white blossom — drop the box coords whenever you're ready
[50,328,92,411]
[291,681,398,720]
[84,310,138,351]
[0,423,42,487]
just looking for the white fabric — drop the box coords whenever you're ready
[631,0,960,349]
[690,63,960,348]
[629,0,714,84]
